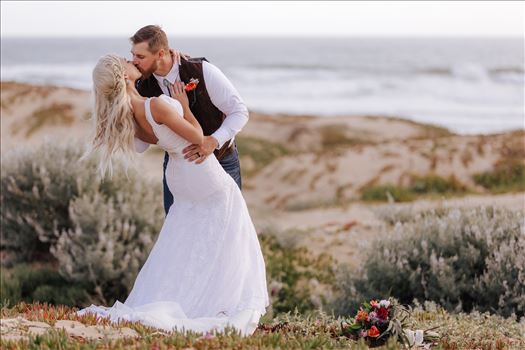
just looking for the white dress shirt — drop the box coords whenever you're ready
[134,60,248,153]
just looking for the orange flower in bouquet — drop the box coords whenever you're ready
[356,309,368,322]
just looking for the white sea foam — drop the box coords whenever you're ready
[1,37,523,134]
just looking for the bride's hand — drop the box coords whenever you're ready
[168,82,190,109]
[170,49,190,65]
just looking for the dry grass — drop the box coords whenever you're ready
[11,103,75,137]
[319,125,372,151]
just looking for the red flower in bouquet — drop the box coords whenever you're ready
[367,326,380,338]
[184,78,199,91]
[377,306,389,320]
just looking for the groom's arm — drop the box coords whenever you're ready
[202,61,249,149]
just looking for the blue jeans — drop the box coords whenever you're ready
[163,146,242,215]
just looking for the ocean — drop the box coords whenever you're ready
[1,37,523,134]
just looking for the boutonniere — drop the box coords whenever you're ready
[184,78,199,92]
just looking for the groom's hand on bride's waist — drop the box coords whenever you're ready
[183,136,219,164]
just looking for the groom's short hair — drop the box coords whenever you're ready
[130,25,169,53]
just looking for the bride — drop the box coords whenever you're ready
[77,54,269,336]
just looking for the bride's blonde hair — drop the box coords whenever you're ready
[87,54,135,178]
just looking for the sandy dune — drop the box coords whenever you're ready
[2,81,524,267]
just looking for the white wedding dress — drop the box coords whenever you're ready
[77,95,269,335]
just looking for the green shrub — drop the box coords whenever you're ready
[1,143,91,263]
[333,206,525,318]
[361,175,467,202]
[0,265,89,307]
[409,174,466,194]
[361,184,414,202]
[1,141,164,304]
[473,160,525,192]
[259,232,335,315]
[51,191,162,305]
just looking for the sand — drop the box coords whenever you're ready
[0,316,140,341]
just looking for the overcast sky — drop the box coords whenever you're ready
[1,1,523,38]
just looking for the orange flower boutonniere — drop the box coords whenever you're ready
[185,78,199,91]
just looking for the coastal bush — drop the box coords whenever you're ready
[473,159,525,192]
[409,174,466,194]
[1,143,93,263]
[1,141,164,304]
[259,232,336,315]
[361,174,467,202]
[333,206,525,318]
[373,203,425,225]
[0,265,89,307]
[51,190,163,305]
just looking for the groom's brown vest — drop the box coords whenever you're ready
[136,57,233,160]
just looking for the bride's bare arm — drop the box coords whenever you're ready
[134,123,158,145]
[150,97,203,145]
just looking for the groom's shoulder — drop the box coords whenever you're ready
[181,57,209,67]
[182,57,224,73]
[185,57,208,63]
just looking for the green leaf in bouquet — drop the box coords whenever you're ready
[349,322,363,331]
[339,321,351,336]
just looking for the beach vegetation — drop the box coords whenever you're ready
[473,159,525,193]
[236,135,289,176]
[361,174,468,202]
[333,206,524,319]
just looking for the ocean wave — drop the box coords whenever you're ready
[1,41,523,135]
[240,63,341,71]
[233,62,524,86]
[417,64,524,83]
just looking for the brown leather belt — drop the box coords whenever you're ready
[214,139,235,161]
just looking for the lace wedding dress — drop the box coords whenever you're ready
[77,95,269,336]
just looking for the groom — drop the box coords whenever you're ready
[130,25,248,215]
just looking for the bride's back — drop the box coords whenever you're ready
[145,95,232,201]
[145,95,191,155]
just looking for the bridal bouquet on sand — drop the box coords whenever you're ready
[340,298,440,348]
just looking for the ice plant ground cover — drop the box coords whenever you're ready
[0,301,524,349]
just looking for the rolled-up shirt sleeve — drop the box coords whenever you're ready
[203,61,249,149]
